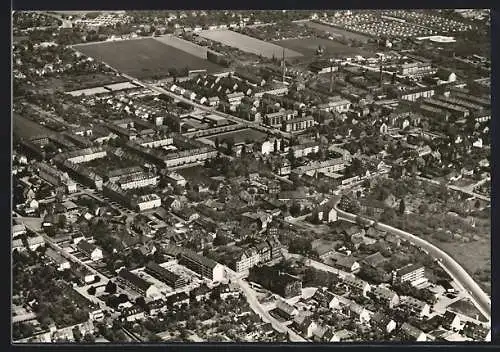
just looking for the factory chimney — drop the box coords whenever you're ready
[282,47,286,83]
[379,59,383,87]
[329,59,334,93]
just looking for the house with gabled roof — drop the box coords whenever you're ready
[371,312,397,333]
[400,322,427,341]
[77,240,103,261]
[442,311,462,332]
[371,286,400,308]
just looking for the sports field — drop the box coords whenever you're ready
[274,37,372,58]
[198,29,303,59]
[75,38,224,79]
[206,128,269,145]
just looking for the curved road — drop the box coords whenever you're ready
[333,205,491,322]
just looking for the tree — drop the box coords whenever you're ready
[273,139,278,153]
[289,202,301,217]
[215,137,220,149]
[105,280,117,294]
[398,199,406,215]
[87,286,96,295]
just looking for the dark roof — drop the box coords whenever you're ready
[181,248,219,269]
[119,269,152,292]
[396,263,424,276]
[401,322,425,339]
[363,252,387,267]
[336,256,359,269]
[145,261,182,283]
[77,240,97,253]
[373,286,397,300]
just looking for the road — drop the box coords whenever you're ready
[416,176,491,202]
[21,218,110,284]
[333,205,492,322]
[224,268,306,342]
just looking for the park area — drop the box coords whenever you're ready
[74,38,224,79]
[274,37,372,58]
[197,29,303,59]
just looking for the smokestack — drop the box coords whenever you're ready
[282,48,286,83]
[330,61,334,93]
[379,63,383,87]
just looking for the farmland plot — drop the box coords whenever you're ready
[154,35,209,59]
[198,29,303,59]
[75,38,224,79]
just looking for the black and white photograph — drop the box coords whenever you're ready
[11,8,492,344]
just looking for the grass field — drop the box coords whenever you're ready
[198,29,303,59]
[206,128,269,144]
[304,21,371,43]
[154,35,209,59]
[274,37,372,58]
[13,113,54,140]
[75,38,224,79]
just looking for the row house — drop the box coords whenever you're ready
[144,261,187,289]
[282,116,315,132]
[118,269,161,299]
[399,296,431,318]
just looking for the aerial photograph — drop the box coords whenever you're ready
[11,9,491,343]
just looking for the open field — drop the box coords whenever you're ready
[13,113,54,140]
[437,239,491,294]
[74,38,224,79]
[304,21,371,43]
[206,128,269,144]
[197,29,303,59]
[274,37,372,58]
[154,35,209,59]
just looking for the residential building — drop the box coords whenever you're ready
[179,249,225,282]
[274,300,298,320]
[371,312,397,333]
[26,235,45,251]
[371,286,400,308]
[144,262,187,289]
[117,172,158,190]
[342,275,371,297]
[392,264,426,285]
[164,172,187,187]
[133,194,162,211]
[282,116,315,132]
[399,296,430,318]
[118,269,160,298]
[335,255,361,274]
[77,240,103,261]
[45,248,71,271]
[442,311,462,332]
[400,322,427,341]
